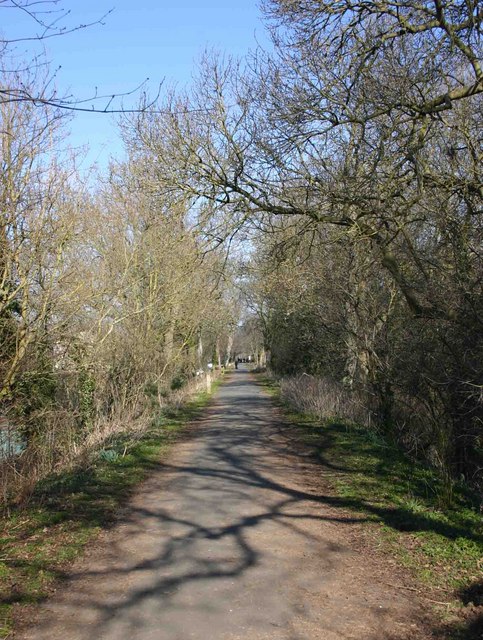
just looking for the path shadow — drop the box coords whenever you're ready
[14,372,477,638]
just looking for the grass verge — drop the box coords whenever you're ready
[257,375,483,638]
[0,379,221,639]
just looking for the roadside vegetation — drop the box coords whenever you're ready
[0,379,220,639]
[258,374,482,639]
[0,77,240,506]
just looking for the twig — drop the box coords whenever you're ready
[7,519,29,531]
[384,582,420,592]
[424,598,454,606]
[383,582,455,606]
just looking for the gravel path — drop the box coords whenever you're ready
[18,369,430,639]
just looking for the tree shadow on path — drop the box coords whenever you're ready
[17,371,476,639]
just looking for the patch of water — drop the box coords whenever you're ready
[0,422,25,459]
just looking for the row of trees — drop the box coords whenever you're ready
[0,53,239,504]
[129,0,482,486]
[1,0,481,498]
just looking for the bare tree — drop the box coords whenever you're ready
[0,0,161,113]
[129,2,481,481]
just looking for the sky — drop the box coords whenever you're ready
[2,0,269,171]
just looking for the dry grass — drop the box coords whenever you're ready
[279,373,372,426]
[0,372,220,510]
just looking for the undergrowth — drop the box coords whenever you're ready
[257,375,483,634]
[0,382,219,639]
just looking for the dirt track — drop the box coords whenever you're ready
[18,368,431,639]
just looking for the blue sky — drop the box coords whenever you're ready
[2,1,268,170]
